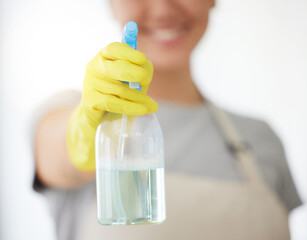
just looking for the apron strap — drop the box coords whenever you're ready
[208,103,265,186]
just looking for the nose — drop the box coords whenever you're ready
[148,0,180,22]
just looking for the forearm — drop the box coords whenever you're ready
[35,107,95,189]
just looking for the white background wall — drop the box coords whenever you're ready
[1,0,306,239]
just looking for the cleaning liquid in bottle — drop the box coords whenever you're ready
[95,21,166,226]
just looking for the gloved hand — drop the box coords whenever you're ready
[67,42,158,171]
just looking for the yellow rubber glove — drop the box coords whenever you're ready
[67,42,158,171]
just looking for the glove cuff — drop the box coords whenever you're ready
[66,105,99,171]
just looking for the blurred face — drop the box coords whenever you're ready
[110,0,214,71]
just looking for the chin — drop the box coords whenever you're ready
[139,45,191,72]
[151,55,188,72]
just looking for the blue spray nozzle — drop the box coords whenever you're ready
[122,21,138,49]
[122,21,141,91]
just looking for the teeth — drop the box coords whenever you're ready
[152,28,181,41]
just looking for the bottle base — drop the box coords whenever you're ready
[98,217,166,226]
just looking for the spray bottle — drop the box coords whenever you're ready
[95,21,166,225]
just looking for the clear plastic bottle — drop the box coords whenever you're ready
[95,21,166,226]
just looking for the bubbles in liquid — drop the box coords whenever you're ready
[96,157,164,171]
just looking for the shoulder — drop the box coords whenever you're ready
[226,110,284,154]
[223,109,302,211]
[225,110,286,176]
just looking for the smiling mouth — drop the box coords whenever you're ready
[144,25,188,43]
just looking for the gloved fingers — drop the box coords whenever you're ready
[87,57,150,85]
[139,60,154,88]
[103,59,149,84]
[101,42,147,65]
[85,81,158,113]
[90,93,149,115]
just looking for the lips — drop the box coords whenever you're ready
[151,27,183,41]
[142,24,188,44]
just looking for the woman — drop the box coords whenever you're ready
[34,0,301,239]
